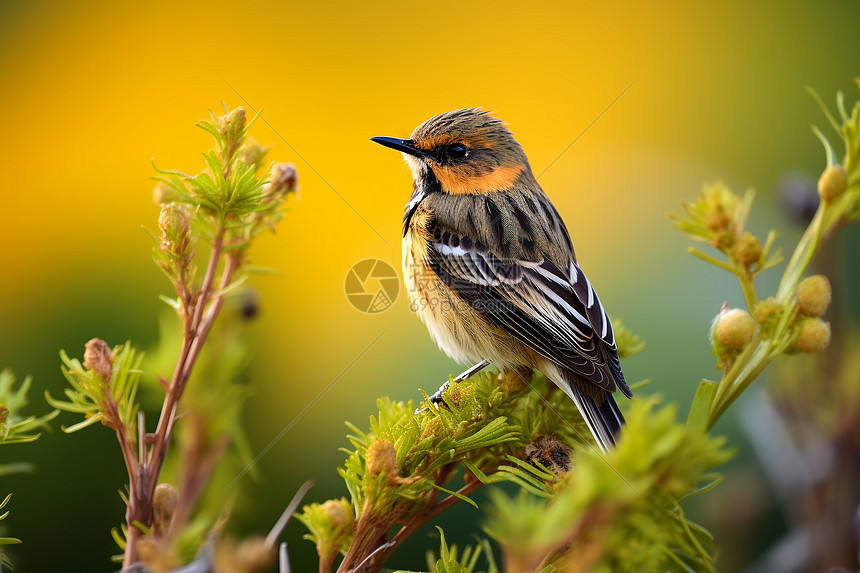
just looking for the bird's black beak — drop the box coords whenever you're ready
[371,136,426,158]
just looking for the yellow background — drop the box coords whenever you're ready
[1,1,859,570]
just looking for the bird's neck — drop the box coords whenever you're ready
[402,166,442,236]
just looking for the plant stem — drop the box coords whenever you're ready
[122,230,233,570]
[145,231,224,491]
[357,466,481,573]
[776,206,826,300]
[737,271,759,312]
[709,179,859,428]
[320,554,335,573]
[337,497,402,573]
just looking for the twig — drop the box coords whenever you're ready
[391,475,482,549]
[266,480,314,549]
[279,542,291,573]
[361,464,480,571]
[146,230,226,495]
[123,231,234,569]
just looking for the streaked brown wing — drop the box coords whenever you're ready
[427,223,631,398]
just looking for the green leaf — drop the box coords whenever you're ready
[428,482,479,509]
[807,86,842,133]
[194,119,221,140]
[61,414,104,433]
[158,295,182,310]
[111,525,127,550]
[812,125,837,168]
[687,379,718,432]
[678,474,724,502]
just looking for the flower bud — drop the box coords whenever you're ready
[0,404,8,425]
[240,138,269,170]
[713,308,756,351]
[153,483,178,534]
[158,203,192,266]
[84,338,113,381]
[265,162,299,198]
[159,203,189,244]
[796,275,831,317]
[366,439,397,476]
[218,107,246,141]
[319,498,354,531]
[734,232,762,268]
[753,297,784,335]
[817,165,847,203]
[791,318,831,354]
[704,205,731,232]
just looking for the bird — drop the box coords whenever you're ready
[371,108,631,453]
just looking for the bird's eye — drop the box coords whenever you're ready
[447,144,468,159]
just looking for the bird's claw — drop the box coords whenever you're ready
[415,380,450,414]
[414,361,491,415]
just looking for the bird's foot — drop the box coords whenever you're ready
[428,380,450,406]
[415,360,491,414]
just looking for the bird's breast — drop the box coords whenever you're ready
[402,207,433,305]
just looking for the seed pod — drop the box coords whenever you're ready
[714,308,756,351]
[796,275,831,317]
[792,318,831,354]
[817,165,847,202]
[734,232,762,268]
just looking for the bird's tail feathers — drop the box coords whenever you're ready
[564,382,625,454]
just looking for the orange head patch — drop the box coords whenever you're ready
[408,108,532,194]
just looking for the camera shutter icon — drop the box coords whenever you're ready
[345,258,399,314]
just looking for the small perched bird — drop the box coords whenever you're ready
[372,109,631,452]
